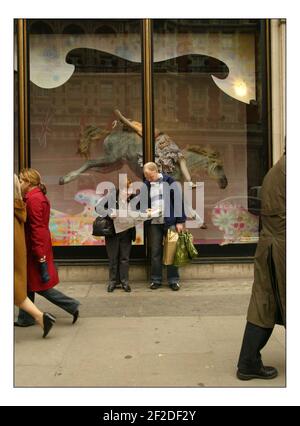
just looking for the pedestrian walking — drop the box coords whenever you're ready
[14,174,55,337]
[15,168,80,326]
[237,154,286,380]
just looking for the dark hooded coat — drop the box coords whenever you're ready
[247,155,286,328]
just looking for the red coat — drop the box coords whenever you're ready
[24,187,59,292]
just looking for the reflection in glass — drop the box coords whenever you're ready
[28,19,143,246]
[152,19,266,245]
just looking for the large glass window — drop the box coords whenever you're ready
[28,19,144,255]
[20,19,270,260]
[153,19,268,249]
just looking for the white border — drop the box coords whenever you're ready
[1,0,299,407]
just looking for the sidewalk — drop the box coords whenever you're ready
[14,279,285,387]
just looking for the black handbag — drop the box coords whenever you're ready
[92,216,115,237]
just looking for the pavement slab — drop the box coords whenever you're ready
[14,279,286,388]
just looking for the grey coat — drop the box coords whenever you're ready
[247,155,286,328]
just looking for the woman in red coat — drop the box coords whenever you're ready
[15,168,80,326]
[14,174,55,337]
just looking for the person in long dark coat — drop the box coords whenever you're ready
[237,154,286,380]
[15,168,80,326]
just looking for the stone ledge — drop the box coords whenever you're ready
[57,263,254,282]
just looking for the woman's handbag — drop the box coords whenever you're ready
[92,215,115,237]
[163,229,179,265]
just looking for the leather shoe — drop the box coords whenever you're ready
[72,310,79,324]
[42,312,56,338]
[107,283,116,292]
[122,284,131,292]
[169,283,180,291]
[150,282,161,290]
[237,365,278,381]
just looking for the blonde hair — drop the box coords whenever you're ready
[143,162,158,173]
[14,174,22,200]
[19,168,47,194]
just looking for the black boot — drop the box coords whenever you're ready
[237,366,278,380]
[237,322,275,380]
[122,283,131,292]
[107,283,116,292]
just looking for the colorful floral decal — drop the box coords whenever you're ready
[49,189,144,246]
[211,202,259,245]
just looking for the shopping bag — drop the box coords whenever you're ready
[173,232,190,267]
[184,231,198,259]
[163,229,179,265]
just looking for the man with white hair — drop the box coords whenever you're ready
[142,162,186,291]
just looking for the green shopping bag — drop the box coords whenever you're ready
[173,233,190,267]
[184,231,198,259]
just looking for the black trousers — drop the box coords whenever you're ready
[17,288,80,325]
[150,224,179,285]
[105,230,132,286]
[237,321,273,372]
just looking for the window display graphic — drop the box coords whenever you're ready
[21,32,255,104]
[26,20,263,248]
[49,188,144,246]
[38,109,53,148]
[58,109,230,229]
[212,201,259,245]
[59,108,228,191]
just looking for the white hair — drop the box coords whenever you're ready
[143,162,158,173]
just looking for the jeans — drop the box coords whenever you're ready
[105,230,132,286]
[150,224,179,285]
[17,288,80,325]
[237,321,273,372]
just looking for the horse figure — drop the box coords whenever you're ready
[59,110,228,190]
[59,111,228,226]
[171,145,228,189]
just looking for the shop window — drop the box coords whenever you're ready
[28,19,144,254]
[21,18,269,260]
[153,19,268,248]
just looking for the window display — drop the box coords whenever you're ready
[152,19,267,245]
[15,19,270,257]
[27,19,144,246]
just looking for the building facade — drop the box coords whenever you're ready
[14,19,286,264]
